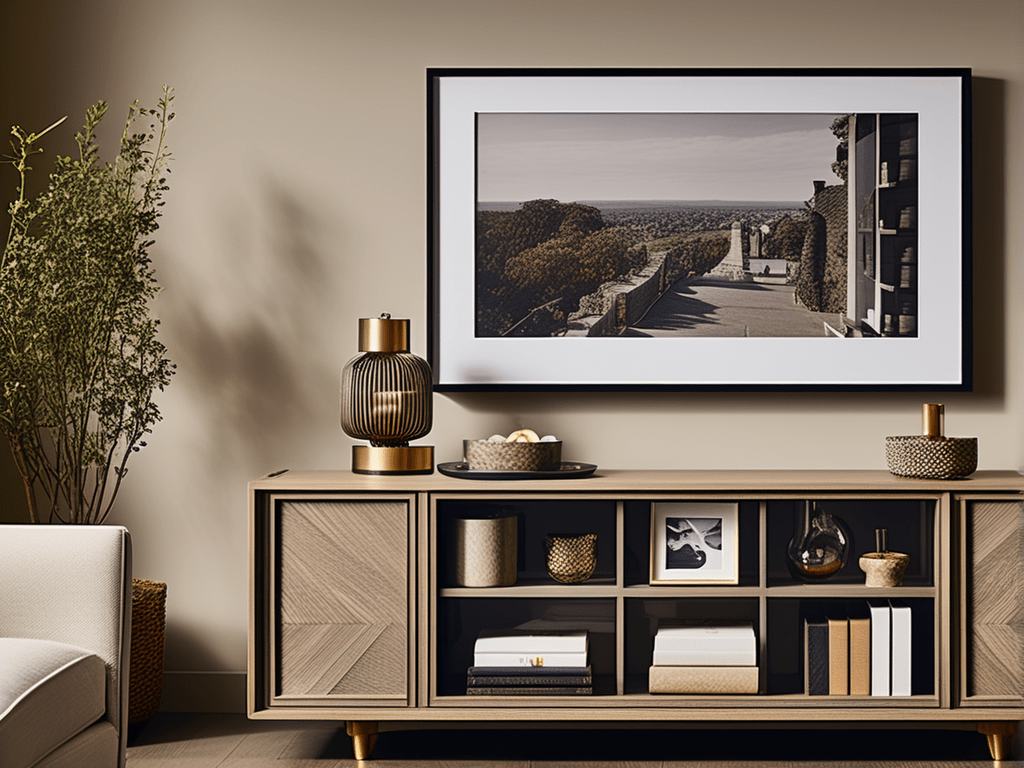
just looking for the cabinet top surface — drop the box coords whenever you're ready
[250,468,1024,494]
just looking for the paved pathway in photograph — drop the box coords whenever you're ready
[624,276,839,337]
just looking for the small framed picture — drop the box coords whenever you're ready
[650,502,739,585]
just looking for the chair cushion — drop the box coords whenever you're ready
[0,638,106,768]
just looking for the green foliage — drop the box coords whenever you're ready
[794,210,827,311]
[506,228,641,307]
[1,87,176,524]
[763,215,808,261]
[476,200,642,336]
[476,200,604,283]
[662,230,731,280]
[830,115,850,182]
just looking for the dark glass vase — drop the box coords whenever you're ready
[786,502,851,582]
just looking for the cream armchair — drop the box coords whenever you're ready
[0,525,132,768]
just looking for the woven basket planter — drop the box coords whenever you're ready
[129,578,167,724]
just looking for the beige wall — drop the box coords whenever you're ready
[2,0,1022,711]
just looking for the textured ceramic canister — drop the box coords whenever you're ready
[454,514,517,587]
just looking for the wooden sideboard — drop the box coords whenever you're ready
[248,469,1024,760]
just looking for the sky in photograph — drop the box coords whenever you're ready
[476,112,845,204]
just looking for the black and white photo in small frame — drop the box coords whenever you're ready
[650,502,739,584]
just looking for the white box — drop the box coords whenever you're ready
[653,624,756,667]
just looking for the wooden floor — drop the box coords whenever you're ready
[125,714,1023,767]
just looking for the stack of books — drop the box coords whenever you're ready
[804,599,912,697]
[648,623,758,694]
[467,629,591,695]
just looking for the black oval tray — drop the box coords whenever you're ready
[436,461,597,480]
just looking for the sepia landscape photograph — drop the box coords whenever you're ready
[474,111,886,340]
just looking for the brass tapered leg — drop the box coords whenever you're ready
[978,721,1017,761]
[346,721,379,760]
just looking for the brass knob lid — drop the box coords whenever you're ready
[358,312,410,353]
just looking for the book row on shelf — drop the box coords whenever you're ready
[805,600,912,697]
[465,602,915,698]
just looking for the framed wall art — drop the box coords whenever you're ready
[427,67,972,391]
[650,501,739,585]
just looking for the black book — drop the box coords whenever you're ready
[467,665,592,688]
[466,686,593,696]
[805,617,829,696]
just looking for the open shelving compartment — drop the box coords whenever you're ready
[429,491,944,708]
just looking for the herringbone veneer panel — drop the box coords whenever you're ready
[277,500,408,698]
[967,501,1024,698]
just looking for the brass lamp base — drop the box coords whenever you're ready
[352,445,434,475]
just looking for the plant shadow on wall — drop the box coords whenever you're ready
[0,88,176,524]
[163,179,338,482]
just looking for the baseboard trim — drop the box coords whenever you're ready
[158,671,247,713]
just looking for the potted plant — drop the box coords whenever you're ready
[1,87,176,723]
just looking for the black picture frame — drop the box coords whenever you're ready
[427,67,972,392]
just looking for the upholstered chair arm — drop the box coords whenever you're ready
[0,525,132,767]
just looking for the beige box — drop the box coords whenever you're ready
[649,665,758,695]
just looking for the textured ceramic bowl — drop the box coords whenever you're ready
[859,551,911,587]
[463,439,562,472]
[885,435,977,479]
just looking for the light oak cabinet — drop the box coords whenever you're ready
[960,497,1024,705]
[248,470,1024,760]
[251,494,417,710]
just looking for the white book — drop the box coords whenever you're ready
[890,600,912,696]
[473,651,589,668]
[653,624,756,666]
[868,601,891,696]
[474,629,589,654]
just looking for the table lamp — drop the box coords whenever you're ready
[340,313,434,474]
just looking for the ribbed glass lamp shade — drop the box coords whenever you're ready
[340,314,433,474]
[340,353,432,445]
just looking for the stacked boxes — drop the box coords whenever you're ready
[649,623,758,694]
